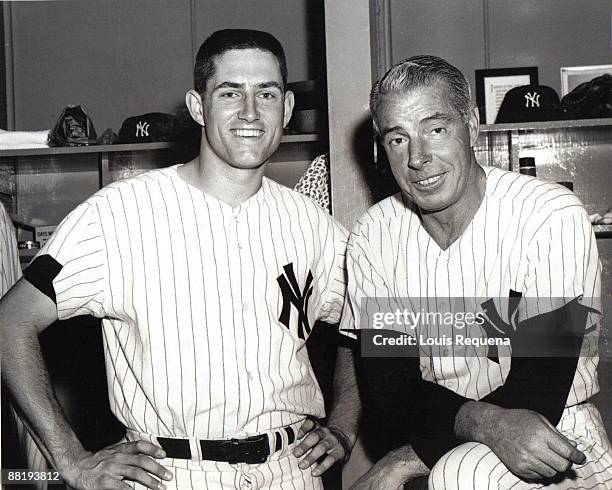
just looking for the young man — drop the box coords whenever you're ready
[0,30,358,489]
[344,55,612,489]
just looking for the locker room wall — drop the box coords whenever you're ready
[5,0,324,133]
[387,0,611,96]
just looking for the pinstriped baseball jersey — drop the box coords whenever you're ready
[341,165,601,407]
[0,203,20,293]
[33,164,347,440]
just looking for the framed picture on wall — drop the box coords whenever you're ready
[560,65,612,96]
[475,67,539,124]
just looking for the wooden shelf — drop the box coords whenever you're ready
[0,133,322,158]
[481,117,612,133]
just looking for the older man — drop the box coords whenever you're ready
[0,30,358,489]
[343,55,612,489]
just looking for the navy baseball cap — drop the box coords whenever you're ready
[496,85,564,123]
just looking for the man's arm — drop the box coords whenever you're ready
[454,401,585,481]
[1,278,172,490]
[373,306,587,473]
[350,444,428,490]
[293,343,361,475]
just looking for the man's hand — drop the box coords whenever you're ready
[350,444,428,489]
[61,440,173,490]
[489,409,585,480]
[292,418,350,476]
[458,402,586,481]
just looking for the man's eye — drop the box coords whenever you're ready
[221,92,239,98]
[432,127,446,135]
[258,92,276,99]
[388,137,405,146]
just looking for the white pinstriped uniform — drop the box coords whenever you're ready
[0,202,20,297]
[342,166,612,489]
[1,203,49,490]
[35,164,347,488]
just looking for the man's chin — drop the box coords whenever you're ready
[229,155,271,170]
[407,194,452,214]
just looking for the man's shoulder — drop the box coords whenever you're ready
[485,166,586,220]
[85,165,177,205]
[264,177,347,234]
[103,165,176,192]
[351,192,413,236]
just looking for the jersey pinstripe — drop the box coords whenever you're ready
[34,164,347,441]
[0,203,20,293]
[342,165,601,407]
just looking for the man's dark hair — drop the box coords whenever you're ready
[194,29,288,95]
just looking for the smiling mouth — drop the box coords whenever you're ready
[414,173,445,188]
[231,129,264,137]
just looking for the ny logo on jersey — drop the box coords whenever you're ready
[479,292,521,363]
[135,121,150,138]
[524,92,540,108]
[277,263,314,340]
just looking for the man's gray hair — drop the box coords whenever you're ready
[370,55,472,133]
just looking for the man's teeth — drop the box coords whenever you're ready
[416,174,443,187]
[232,129,262,137]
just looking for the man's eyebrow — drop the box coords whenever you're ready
[381,125,406,137]
[255,81,283,90]
[380,112,456,136]
[213,81,283,90]
[422,112,454,122]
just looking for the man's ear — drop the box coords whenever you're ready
[468,106,480,147]
[283,90,295,128]
[185,89,205,127]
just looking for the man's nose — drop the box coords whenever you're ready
[238,94,259,123]
[408,138,431,170]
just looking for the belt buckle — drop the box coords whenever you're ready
[226,438,241,465]
[244,434,269,464]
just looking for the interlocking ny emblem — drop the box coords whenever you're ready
[524,92,540,108]
[135,121,150,138]
[277,263,314,339]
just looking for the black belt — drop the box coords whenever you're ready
[157,426,296,464]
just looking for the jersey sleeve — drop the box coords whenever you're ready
[23,200,107,320]
[340,226,395,338]
[1,203,22,295]
[482,206,601,418]
[317,220,348,324]
[520,206,601,322]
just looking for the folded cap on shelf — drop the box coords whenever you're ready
[118,113,180,143]
[495,85,564,123]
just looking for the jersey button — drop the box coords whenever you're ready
[242,303,248,311]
